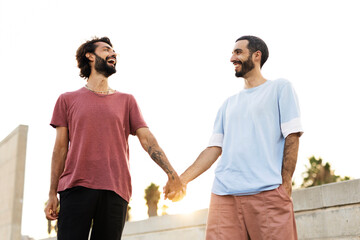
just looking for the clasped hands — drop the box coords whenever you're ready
[163,176,187,202]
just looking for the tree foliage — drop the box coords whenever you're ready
[301,156,351,188]
[144,182,161,217]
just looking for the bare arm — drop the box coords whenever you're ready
[281,132,300,196]
[44,127,69,220]
[164,146,221,201]
[136,128,183,197]
[180,146,222,184]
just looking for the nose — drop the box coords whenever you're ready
[230,54,236,62]
[110,52,117,58]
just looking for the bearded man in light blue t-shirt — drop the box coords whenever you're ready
[164,35,303,240]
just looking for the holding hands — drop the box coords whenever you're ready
[164,147,222,202]
[164,175,187,202]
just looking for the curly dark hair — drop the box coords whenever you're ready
[76,37,113,79]
[236,36,269,68]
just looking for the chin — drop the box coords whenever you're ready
[235,72,243,78]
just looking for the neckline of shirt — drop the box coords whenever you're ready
[242,80,271,93]
[82,87,118,97]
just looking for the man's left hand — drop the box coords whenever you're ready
[163,177,186,202]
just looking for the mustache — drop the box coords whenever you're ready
[106,56,116,61]
[94,53,116,62]
[233,60,242,65]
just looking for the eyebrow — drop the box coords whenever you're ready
[233,48,243,53]
[102,46,115,52]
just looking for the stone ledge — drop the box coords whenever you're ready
[293,179,360,211]
[123,209,207,235]
[295,204,360,239]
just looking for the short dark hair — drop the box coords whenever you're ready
[236,35,269,68]
[76,37,113,79]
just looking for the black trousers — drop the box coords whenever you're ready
[57,186,128,240]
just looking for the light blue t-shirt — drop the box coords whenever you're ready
[208,79,303,195]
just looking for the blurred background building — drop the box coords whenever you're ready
[0,125,28,240]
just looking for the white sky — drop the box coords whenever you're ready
[1,0,359,239]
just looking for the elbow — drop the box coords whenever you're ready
[208,146,222,157]
[286,132,301,140]
[53,146,68,160]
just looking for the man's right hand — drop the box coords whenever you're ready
[44,195,59,220]
[164,178,187,202]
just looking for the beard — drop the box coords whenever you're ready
[235,55,255,78]
[94,54,116,77]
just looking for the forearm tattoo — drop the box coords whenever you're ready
[148,146,175,180]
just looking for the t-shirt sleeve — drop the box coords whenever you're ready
[50,94,68,128]
[129,95,148,135]
[208,101,226,148]
[279,81,304,138]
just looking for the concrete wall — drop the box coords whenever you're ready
[122,179,360,240]
[293,179,360,240]
[0,125,29,240]
[123,209,208,240]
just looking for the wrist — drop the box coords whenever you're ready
[282,178,292,185]
[49,190,58,197]
[180,173,189,185]
[167,172,180,181]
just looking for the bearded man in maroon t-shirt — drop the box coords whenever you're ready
[44,37,185,240]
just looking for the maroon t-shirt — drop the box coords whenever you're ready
[50,87,147,202]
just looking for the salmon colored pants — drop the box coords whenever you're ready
[206,185,298,240]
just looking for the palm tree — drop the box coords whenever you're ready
[144,183,160,217]
[301,156,350,188]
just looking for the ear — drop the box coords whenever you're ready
[86,52,95,62]
[253,50,262,64]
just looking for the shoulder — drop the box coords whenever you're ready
[113,91,137,102]
[215,94,237,113]
[112,92,142,109]
[229,92,239,100]
[270,78,294,92]
[59,87,87,99]
[272,78,291,87]
[114,91,134,98]
[52,88,84,112]
[219,95,234,108]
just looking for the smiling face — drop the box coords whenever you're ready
[92,41,117,77]
[230,40,255,78]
